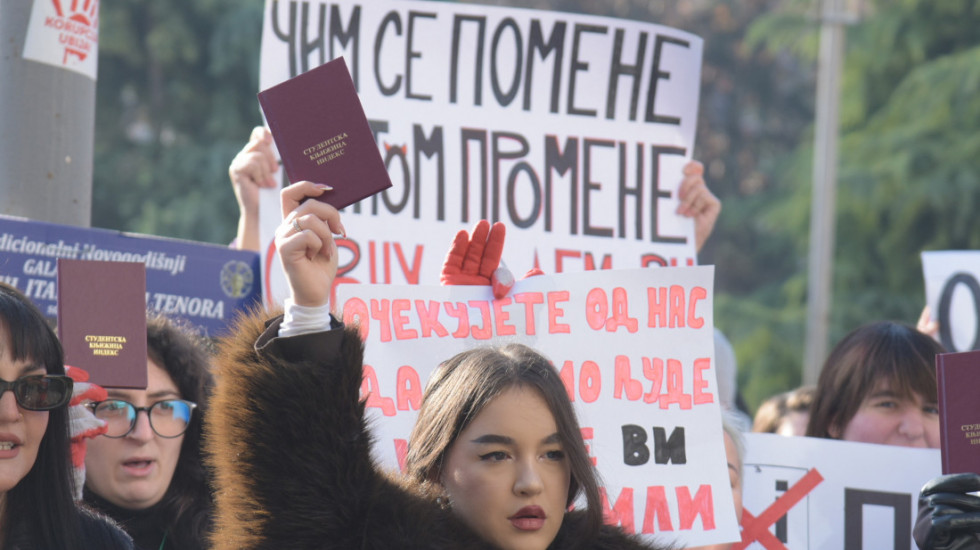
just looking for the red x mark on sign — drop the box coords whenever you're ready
[733,468,825,550]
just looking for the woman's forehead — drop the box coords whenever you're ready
[865,377,932,402]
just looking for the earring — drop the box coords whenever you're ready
[435,495,452,510]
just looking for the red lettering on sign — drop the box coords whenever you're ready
[393,243,423,284]
[493,297,517,336]
[548,291,571,334]
[555,248,581,272]
[677,484,715,530]
[469,300,493,339]
[601,487,636,533]
[415,300,449,338]
[396,366,422,411]
[360,364,395,417]
[391,299,417,340]
[647,285,706,329]
[693,358,714,405]
[661,359,692,410]
[642,486,673,533]
[580,427,597,466]
[370,299,393,342]
[513,292,544,335]
[580,361,601,403]
[643,357,664,404]
[614,355,643,401]
[444,302,470,338]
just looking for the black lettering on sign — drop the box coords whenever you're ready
[652,426,685,465]
[843,488,910,550]
[938,272,980,352]
[621,425,686,466]
[623,424,649,466]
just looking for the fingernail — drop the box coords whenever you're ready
[315,183,333,191]
[338,222,347,238]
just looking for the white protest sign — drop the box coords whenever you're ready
[22,0,99,80]
[335,266,739,547]
[922,251,980,352]
[259,0,703,307]
[740,433,940,550]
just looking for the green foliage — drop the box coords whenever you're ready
[741,0,980,410]
[93,0,265,244]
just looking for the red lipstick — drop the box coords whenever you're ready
[509,505,546,531]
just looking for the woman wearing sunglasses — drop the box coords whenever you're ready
[83,312,214,550]
[0,283,133,548]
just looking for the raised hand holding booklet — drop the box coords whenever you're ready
[258,57,393,209]
[57,259,148,389]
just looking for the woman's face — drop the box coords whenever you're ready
[85,358,185,509]
[440,386,571,550]
[839,382,939,448]
[0,336,49,496]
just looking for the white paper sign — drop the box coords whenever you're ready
[335,266,739,548]
[259,0,703,307]
[922,251,980,352]
[22,0,99,80]
[740,433,940,550]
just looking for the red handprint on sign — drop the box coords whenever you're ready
[50,0,100,63]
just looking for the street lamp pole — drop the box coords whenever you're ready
[803,0,853,385]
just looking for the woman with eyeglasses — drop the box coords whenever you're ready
[0,282,134,548]
[83,312,214,550]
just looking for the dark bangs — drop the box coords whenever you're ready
[0,284,64,375]
[859,322,941,404]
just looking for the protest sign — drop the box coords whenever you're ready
[259,0,704,307]
[740,433,940,550]
[922,251,980,352]
[0,215,260,337]
[22,0,99,80]
[336,266,739,547]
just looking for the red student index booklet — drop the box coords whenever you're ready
[258,57,393,209]
[936,350,980,474]
[57,259,148,389]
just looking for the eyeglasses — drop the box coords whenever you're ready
[88,399,197,438]
[0,375,73,411]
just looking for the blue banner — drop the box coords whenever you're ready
[0,215,261,338]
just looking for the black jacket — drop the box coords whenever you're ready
[206,311,667,550]
[7,507,133,550]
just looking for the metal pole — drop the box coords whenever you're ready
[0,0,95,227]
[803,0,848,385]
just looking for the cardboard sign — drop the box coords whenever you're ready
[336,266,739,548]
[740,433,940,550]
[921,251,980,352]
[259,0,704,308]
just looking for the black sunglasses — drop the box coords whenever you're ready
[0,375,73,411]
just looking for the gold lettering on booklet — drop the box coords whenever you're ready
[85,335,127,357]
[301,132,350,166]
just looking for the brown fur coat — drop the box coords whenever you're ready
[205,310,667,550]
